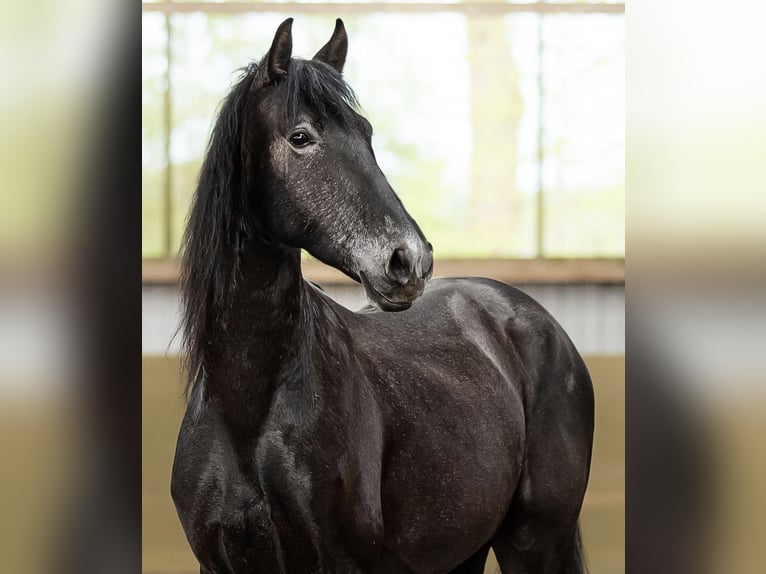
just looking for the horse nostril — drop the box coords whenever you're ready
[388,247,413,286]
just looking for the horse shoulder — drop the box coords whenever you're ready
[430,277,593,431]
[445,278,587,378]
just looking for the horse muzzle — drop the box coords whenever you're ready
[359,242,433,312]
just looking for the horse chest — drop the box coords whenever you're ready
[174,405,383,573]
[171,421,279,571]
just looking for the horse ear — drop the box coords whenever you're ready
[313,18,348,73]
[266,18,293,80]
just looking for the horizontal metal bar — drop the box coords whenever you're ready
[142,2,625,16]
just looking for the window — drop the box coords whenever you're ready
[142,1,624,262]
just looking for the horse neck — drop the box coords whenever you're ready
[205,239,311,434]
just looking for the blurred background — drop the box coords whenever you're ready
[0,0,762,573]
[141,1,624,573]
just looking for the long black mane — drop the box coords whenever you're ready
[179,59,358,398]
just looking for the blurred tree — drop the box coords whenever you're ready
[466,13,524,255]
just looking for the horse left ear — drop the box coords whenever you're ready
[313,18,348,73]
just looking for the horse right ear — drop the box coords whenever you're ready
[266,18,293,81]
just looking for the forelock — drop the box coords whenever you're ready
[283,59,359,126]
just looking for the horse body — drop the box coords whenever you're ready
[173,265,592,573]
[171,18,593,574]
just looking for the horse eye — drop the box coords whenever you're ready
[289,131,311,148]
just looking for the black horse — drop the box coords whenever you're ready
[171,18,594,574]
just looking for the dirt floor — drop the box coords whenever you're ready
[142,355,624,574]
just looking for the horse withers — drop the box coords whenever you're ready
[171,18,594,574]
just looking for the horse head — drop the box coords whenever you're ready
[245,18,433,311]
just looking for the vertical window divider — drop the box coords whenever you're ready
[163,13,173,259]
[536,13,545,259]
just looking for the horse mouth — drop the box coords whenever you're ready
[359,272,414,312]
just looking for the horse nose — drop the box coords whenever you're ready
[387,245,432,287]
